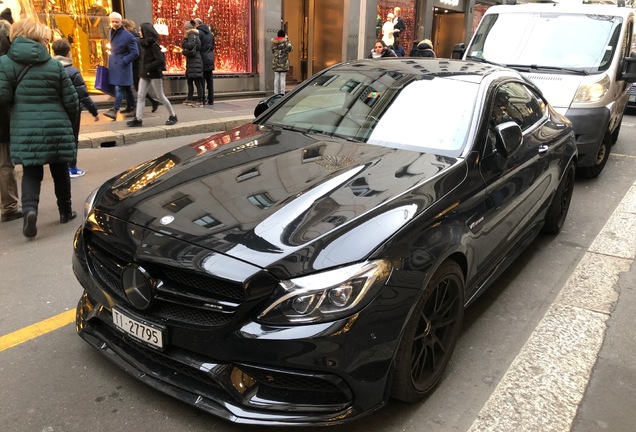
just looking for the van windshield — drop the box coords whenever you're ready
[468,12,622,74]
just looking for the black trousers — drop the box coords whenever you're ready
[187,77,205,103]
[203,70,214,104]
[22,163,72,214]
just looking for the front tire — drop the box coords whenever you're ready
[543,161,576,234]
[391,261,464,402]
[579,134,610,178]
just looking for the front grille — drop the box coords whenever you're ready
[85,230,246,328]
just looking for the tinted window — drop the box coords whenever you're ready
[491,82,545,131]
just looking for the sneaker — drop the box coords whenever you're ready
[103,108,118,120]
[165,115,178,125]
[127,118,143,127]
[183,99,194,105]
[192,101,203,108]
[121,106,135,114]
[69,166,85,178]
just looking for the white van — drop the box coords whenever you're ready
[462,2,636,177]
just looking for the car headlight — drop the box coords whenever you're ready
[257,260,392,325]
[573,74,610,103]
[84,188,99,220]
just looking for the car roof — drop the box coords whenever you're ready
[339,58,519,83]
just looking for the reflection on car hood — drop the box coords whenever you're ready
[94,123,461,275]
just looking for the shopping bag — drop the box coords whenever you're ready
[154,18,169,36]
[95,65,115,96]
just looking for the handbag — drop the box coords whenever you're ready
[94,65,115,96]
[154,18,169,36]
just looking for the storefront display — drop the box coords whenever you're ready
[152,0,252,73]
[1,0,252,91]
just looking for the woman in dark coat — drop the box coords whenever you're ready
[0,18,80,237]
[368,40,397,58]
[181,20,204,107]
[127,23,177,127]
[410,39,436,58]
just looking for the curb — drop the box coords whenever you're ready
[78,115,254,149]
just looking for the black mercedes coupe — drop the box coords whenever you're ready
[73,58,577,425]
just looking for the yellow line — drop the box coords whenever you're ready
[0,310,75,352]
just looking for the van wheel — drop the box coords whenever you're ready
[578,134,610,178]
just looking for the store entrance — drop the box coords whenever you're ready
[282,0,344,82]
[433,10,465,58]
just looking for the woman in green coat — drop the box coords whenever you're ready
[0,18,80,238]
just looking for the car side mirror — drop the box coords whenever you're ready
[494,121,522,157]
[620,52,636,83]
[254,93,285,117]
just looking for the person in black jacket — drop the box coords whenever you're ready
[122,19,159,115]
[126,23,177,127]
[52,38,99,178]
[181,20,204,107]
[410,39,436,58]
[195,18,215,105]
[368,40,397,59]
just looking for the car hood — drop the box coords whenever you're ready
[93,123,463,277]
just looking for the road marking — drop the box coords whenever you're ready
[0,310,75,353]
[469,182,636,431]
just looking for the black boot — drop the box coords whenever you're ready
[23,210,37,238]
[60,210,77,224]
[149,97,160,112]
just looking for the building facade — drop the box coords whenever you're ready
[2,0,487,96]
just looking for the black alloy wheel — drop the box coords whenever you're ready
[542,161,576,234]
[391,261,464,402]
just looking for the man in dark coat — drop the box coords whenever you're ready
[410,39,436,58]
[103,12,139,120]
[195,18,215,105]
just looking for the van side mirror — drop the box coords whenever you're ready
[494,122,522,157]
[621,52,636,83]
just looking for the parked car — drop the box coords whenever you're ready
[73,58,577,426]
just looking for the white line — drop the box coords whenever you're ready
[468,182,636,432]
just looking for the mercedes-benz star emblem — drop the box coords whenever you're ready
[121,265,155,310]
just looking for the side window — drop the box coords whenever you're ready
[490,82,545,132]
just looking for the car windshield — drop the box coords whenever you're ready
[261,69,479,157]
[468,12,622,73]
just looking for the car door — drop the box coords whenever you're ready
[472,80,553,283]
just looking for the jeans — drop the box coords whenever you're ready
[274,71,287,95]
[22,163,72,215]
[0,141,20,215]
[114,85,136,110]
[136,78,176,120]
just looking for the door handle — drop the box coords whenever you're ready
[538,144,549,154]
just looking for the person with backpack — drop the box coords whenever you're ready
[0,18,80,238]
[52,38,99,178]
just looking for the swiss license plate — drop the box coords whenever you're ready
[112,307,164,349]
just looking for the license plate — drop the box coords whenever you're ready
[630,95,636,102]
[112,307,164,349]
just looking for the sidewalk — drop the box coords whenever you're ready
[78,95,262,149]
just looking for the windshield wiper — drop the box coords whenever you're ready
[465,55,504,67]
[504,64,588,76]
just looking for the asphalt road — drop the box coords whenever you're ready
[1,113,635,432]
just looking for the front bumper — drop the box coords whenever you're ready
[73,226,417,425]
[562,107,610,168]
